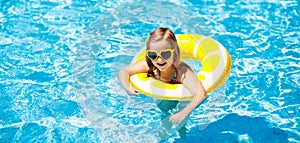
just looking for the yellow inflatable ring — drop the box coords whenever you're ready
[129,34,231,100]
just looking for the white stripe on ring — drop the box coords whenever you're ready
[193,36,206,58]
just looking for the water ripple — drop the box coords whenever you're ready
[1,0,299,142]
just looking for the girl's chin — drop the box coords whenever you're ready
[156,64,171,71]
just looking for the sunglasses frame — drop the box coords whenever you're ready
[146,49,174,60]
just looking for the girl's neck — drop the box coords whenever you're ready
[159,65,176,81]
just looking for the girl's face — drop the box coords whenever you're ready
[148,40,174,71]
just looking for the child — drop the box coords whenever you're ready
[118,27,207,137]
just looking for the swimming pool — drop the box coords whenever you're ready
[0,0,299,142]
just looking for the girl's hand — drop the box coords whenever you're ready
[169,112,186,124]
[126,87,140,95]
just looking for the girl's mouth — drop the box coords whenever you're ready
[157,62,167,67]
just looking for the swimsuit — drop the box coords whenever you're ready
[170,70,180,84]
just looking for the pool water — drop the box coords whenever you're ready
[1,0,299,142]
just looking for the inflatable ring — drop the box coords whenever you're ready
[129,34,231,100]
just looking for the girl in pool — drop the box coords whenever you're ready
[118,27,207,136]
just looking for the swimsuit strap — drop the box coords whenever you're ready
[170,69,179,83]
[173,70,177,79]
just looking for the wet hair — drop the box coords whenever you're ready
[145,28,180,77]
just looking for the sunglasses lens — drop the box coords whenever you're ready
[161,51,172,59]
[147,51,157,60]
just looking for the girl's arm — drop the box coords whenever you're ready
[169,67,207,123]
[118,60,149,94]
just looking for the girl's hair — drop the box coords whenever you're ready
[145,28,180,77]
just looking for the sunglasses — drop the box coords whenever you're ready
[146,49,174,60]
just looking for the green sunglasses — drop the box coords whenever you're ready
[146,49,174,60]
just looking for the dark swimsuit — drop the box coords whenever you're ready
[170,70,180,84]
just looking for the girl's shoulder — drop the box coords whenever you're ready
[177,61,193,74]
[125,60,149,75]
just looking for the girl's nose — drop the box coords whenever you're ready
[157,56,163,62]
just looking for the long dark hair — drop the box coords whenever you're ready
[145,28,180,77]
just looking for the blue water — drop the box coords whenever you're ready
[0,0,299,142]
